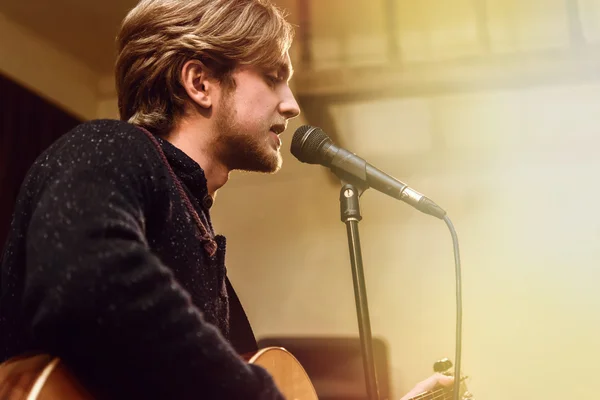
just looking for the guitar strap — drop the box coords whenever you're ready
[226,277,259,355]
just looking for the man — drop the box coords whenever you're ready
[0,0,452,398]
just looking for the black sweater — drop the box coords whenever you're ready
[0,119,283,399]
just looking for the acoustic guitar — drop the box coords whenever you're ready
[0,348,471,400]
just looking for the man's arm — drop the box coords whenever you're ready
[21,130,282,399]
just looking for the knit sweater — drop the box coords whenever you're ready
[0,119,284,399]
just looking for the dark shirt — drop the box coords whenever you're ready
[0,119,283,399]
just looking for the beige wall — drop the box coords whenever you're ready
[213,84,600,400]
[0,12,99,120]
[0,12,119,121]
[96,75,119,119]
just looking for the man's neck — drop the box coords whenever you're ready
[163,121,229,198]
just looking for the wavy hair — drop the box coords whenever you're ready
[115,0,294,134]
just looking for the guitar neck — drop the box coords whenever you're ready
[410,386,453,400]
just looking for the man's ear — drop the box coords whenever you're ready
[181,60,213,109]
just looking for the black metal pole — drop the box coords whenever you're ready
[339,182,380,400]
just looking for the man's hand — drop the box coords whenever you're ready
[399,373,454,400]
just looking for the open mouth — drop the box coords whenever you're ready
[270,130,282,148]
[270,124,285,148]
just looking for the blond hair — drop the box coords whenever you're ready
[115,0,294,134]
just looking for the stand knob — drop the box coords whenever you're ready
[433,358,453,373]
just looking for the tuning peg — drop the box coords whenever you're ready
[433,358,453,373]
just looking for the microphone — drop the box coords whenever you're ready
[290,125,446,219]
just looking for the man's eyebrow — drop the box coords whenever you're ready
[278,62,294,81]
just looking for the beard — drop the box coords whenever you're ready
[213,92,282,174]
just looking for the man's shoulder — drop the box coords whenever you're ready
[46,119,161,163]
[31,119,166,183]
[66,119,151,146]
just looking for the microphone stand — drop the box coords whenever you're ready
[339,181,380,400]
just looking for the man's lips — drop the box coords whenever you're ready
[270,130,282,148]
[270,124,286,148]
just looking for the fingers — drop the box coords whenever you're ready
[416,373,455,391]
[398,373,456,400]
[436,373,455,387]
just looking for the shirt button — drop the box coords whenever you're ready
[202,195,214,209]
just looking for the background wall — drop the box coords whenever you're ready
[213,84,600,400]
[0,11,98,120]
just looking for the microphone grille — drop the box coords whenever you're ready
[290,125,331,164]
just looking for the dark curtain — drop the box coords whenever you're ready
[0,73,82,247]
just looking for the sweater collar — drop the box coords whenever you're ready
[153,135,214,209]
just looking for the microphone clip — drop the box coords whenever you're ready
[339,181,363,223]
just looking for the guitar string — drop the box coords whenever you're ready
[413,392,451,400]
[413,387,447,399]
[411,375,467,400]
[411,387,454,400]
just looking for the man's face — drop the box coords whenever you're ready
[213,53,300,173]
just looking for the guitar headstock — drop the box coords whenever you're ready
[432,358,473,400]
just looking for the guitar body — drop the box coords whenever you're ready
[0,350,471,400]
[249,347,319,400]
[0,347,318,400]
[0,354,92,400]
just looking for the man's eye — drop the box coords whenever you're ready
[266,74,279,84]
